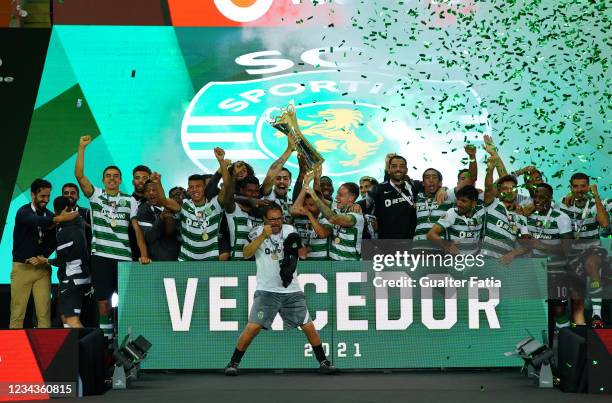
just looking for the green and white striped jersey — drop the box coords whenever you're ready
[225,203,261,260]
[293,215,331,260]
[435,205,485,255]
[178,197,223,261]
[89,186,137,261]
[480,199,528,258]
[413,190,455,250]
[603,199,612,237]
[559,199,604,251]
[328,210,364,261]
[526,208,572,271]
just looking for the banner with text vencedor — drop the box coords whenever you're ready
[118,259,548,369]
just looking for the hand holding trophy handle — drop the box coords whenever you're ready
[269,103,324,173]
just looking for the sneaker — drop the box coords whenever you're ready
[591,315,604,329]
[319,360,338,375]
[224,361,239,376]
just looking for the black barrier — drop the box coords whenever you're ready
[587,328,612,394]
[558,327,588,393]
[78,328,109,396]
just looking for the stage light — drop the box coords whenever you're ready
[112,335,152,389]
[505,334,554,388]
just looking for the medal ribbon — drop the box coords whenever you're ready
[30,203,46,244]
[390,181,414,207]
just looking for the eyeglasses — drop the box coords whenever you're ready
[266,217,282,222]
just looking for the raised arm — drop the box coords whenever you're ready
[484,156,496,205]
[483,134,508,177]
[465,144,478,183]
[291,187,308,217]
[307,187,356,228]
[260,137,295,196]
[215,147,235,213]
[511,165,538,178]
[291,171,315,217]
[205,171,222,201]
[150,172,181,213]
[292,154,307,202]
[591,184,610,228]
[74,136,94,198]
[312,164,322,193]
[243,225,272,259]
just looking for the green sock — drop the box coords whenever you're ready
[556,314,570,329]
[99,314,114,344]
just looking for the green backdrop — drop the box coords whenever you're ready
[2,1,610,283]
[118,259,548,369]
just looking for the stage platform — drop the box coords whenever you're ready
[56,369,609,403]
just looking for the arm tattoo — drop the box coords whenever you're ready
[315,198,336,220]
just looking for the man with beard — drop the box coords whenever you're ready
[261,137,295,223]
[366,155,421,239]
[291,172,332,260]
[559,173,609,327]
[74,136,150,345]
[524,183,573,331]
[359,176,378,202]
[262,167,293,224]
[62,182,92,249]
[480,159,530,263]
[357,176,378,240]
[10,179,78,328]
[129,165,151,260]
[136,180,180,261]
[131,165,151,202]
[413,168,455,253]
[224,204,337,376]
[305,181,363,261]
[427,185,484,256]
[152,148,228,261]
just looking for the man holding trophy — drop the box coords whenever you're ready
[224,104,338,376]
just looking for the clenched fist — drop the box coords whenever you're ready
[79,135,92,148]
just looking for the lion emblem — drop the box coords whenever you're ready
[274,108,384,167]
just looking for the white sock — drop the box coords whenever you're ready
[592,298,602,318]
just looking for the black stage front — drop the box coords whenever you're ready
[41,369,610,403]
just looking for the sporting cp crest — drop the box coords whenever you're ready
[182,70,491,181]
